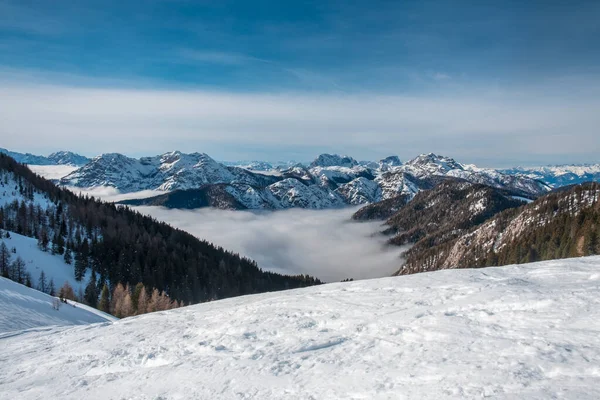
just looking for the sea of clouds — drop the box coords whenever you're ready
[135,206,407,283]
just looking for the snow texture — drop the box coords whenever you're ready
[1,256,599,399]
[0,277,115,334]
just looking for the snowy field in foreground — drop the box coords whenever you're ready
[1,257,599,399]
[0,277,115,335]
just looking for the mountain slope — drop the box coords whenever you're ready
[1,231,93,294]
[398,182,600,275]
[1,256,599,399]
[0,277,115,334]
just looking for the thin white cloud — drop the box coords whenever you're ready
[178,49,268,65]
[134,206,407,282]
[0,78,599,166]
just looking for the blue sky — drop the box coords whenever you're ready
[1,0,599,166]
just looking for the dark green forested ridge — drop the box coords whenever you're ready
[397,182,600,275]
[0,153,320,307]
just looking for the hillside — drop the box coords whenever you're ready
[1,256,599,399]
[0,277,115,334]
[398,182,600,275]
[0,231,92,294]
[0,153,321,309]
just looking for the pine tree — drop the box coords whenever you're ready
[98,284,110,313]
[11,256,27,284]
[0,241,11,277]
[84,272,98,307]
[63,250,72,265]
[37,227,49,252]
[25,272,32,288]
[37,270,47,293]
[48,278,56,296]
[131,282,144,313]
[74,241,88,282]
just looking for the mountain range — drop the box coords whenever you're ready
[0,148,89,166]
[501,164,600,188]
[58,151,551,210]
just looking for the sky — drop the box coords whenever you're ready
[1,0,599,167]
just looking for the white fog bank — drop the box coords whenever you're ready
[135,206,406,282]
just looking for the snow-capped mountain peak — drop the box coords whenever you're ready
[309,154,359,168]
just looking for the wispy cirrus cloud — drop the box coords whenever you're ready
[178,49,269,66]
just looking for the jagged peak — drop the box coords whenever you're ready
[309,153,359,168]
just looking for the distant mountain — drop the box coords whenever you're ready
[0,148,89,166]
[61,151,550,210]
[61,151,279,192]
[46,151,90,166]
[501,164,600,188]
[220,160,300,171]
[309,153,359,168]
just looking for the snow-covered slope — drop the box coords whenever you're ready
[0,277,115,334]
[2,256,599,399]
[502,164,600,188]
[61,151,278,192]
[28,165,79,180]
[1,232,92,294]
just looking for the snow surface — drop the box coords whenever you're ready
[28,165,79,180]
[1,232,92,294]
[0,277,115,334]
[1,256,599,399]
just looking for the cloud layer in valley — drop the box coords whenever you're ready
[135,206,406,282]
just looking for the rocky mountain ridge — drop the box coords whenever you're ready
[0,148,89,166]
[60,151,550,210]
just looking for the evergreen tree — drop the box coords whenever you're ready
[25,272,32,288]
[48,278,56,296]
[84,272,98,307]
[11,256,27,284]
[0,241,10,277]
[37,270,47,293]
[63,250,72,265]
[98,284,110,313]
[37,227,49,251]
[74,240,89,281]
